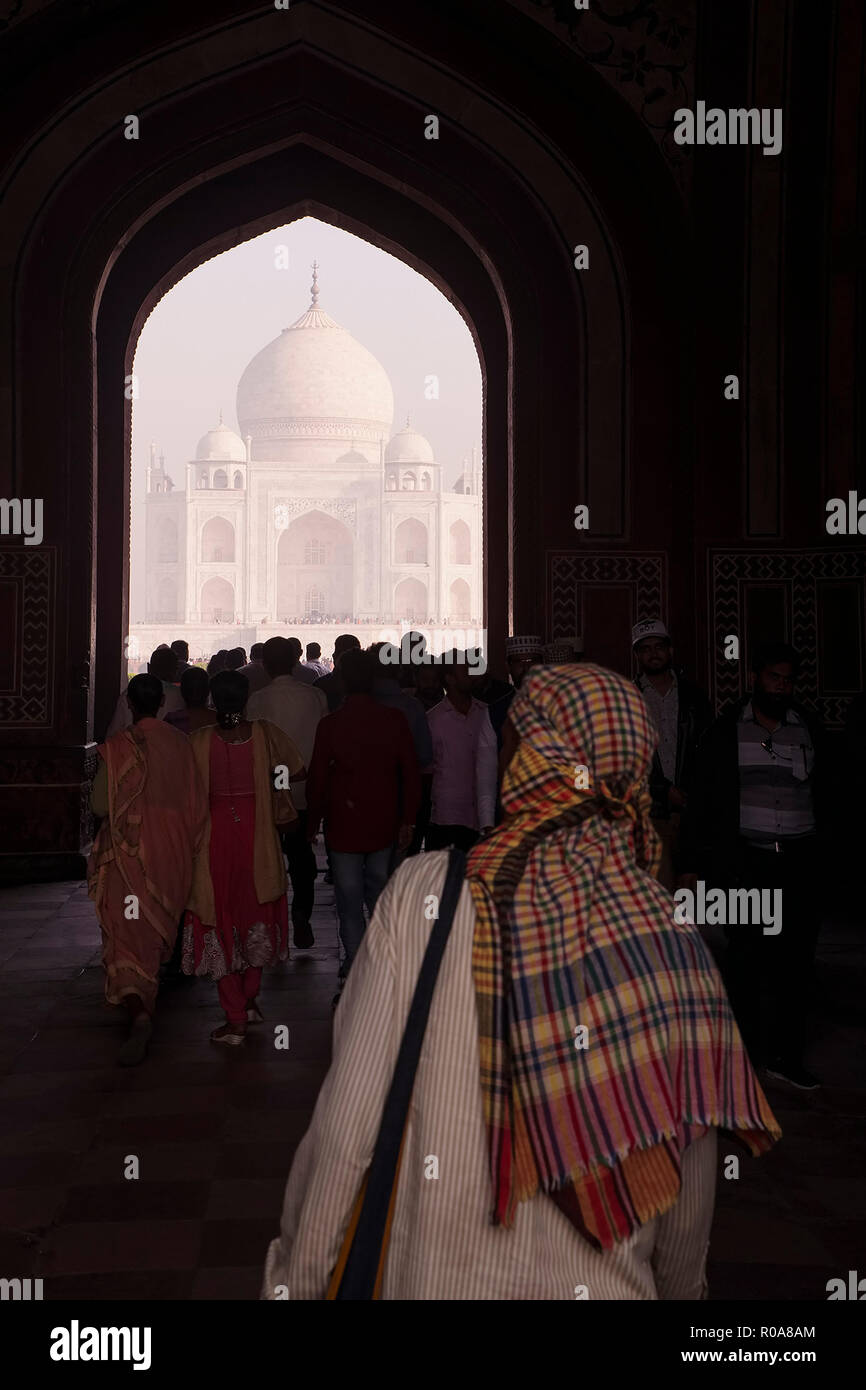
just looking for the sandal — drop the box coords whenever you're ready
[211,1024,246,1047]
[246,1002,264,1025]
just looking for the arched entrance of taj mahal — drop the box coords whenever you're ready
[276,510,354,623]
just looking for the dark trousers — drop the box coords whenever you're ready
[280,810,317,926]
[407,775,433,857]
[426,823,480,853]
[723,837,821,1068]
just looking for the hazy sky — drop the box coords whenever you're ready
[130,217,483,617]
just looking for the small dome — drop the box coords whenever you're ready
[336,447,370,466]
[195,416,246,462]
[386,421,435,464]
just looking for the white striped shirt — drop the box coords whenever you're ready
[262,853,718,1300]
[737,702,816,843]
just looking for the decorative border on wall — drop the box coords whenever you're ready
[0,546,54,727]
[548,550,666,638]
[274,499,357,530]
[244,418,386,443]
[710,549,866,728]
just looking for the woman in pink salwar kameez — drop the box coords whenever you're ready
[184,671,306,1045]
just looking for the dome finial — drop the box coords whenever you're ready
[310,259,319,308]
[218,407,223,426]
[405,411,411,428]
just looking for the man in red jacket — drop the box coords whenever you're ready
[306,648,420,993]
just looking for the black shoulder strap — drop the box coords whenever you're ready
[335,846,467,1299]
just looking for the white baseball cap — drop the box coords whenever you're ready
[631,619,670,648]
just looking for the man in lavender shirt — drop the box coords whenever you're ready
[425,650,498,851]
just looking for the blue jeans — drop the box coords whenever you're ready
[329,846,393,976]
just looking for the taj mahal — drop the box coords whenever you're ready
[133,263,482,658]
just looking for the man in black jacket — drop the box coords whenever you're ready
[678,642,825,1090]
[632,620,713,890]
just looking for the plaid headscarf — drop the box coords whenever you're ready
[466,663,780,1250]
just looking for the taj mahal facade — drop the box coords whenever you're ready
[132,266,483,661]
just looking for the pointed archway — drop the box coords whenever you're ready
[1,1,687,868]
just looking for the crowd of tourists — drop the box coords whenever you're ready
[86,617,836,1297]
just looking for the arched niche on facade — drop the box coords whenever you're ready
[449,520,471,566]
[395,577,428,623]
[157,517,177,563]
[201,576,235,624]
[449,578,471,622]
[394,518,428,565]
[201,516,235,564]
[277,510,353,622]
[156,575,177,620]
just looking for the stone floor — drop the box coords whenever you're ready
[0,872,863,1301]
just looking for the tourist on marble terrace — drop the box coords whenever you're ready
[182,671,306,1046]
[247,637,327,949]
[677,641,826,1091]
[631,620,713,893]
[263,664,780,1299]
[106,645,184,736]
[238,642,270,696]
[163,666,218,736]
[313,632,361,711]
[88,673,208,1066]
[306,648,420,1005]
[425,650,498,852]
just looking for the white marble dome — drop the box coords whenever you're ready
[236,293,394,446]
[195,417,247,462]
[385,423,435,464]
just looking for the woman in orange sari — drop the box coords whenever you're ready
[88,674,208,1066]
[184,671,306,1044]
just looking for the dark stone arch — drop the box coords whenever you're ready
[1,0,688,869]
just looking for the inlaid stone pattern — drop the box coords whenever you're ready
[549,550,666,639]
[0,546,54,726]
[514,0,695,193]
[246,418,386,442]
[274,498,357,531]
[711,549,866,728]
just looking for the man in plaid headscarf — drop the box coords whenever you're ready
[264,663,779,1299]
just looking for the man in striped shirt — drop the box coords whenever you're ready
[678,642,825,1090]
